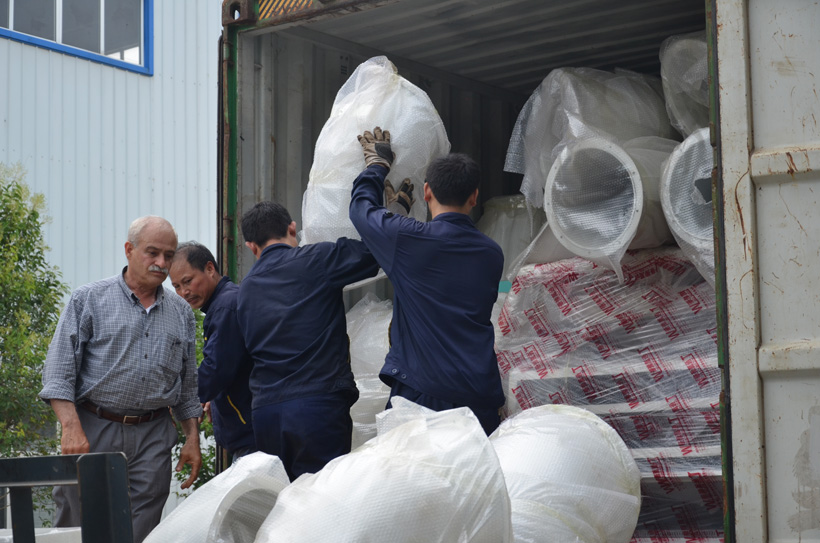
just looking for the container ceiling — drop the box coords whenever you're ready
[285,0,707,98]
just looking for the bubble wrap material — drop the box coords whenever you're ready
[476,194,546,280]
[345,293,392,449]
[505,67,676,210]
[301,56,450,244]
[660,31,709,139]
[490,405,642,543]
[661,128,715,287]
[255,398,513,542]
[144,452,289,543]
[496,248,722,540]
[545,136,677,281]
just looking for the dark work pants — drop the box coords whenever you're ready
[387,381,501,436]
[52,407,178,543]
[252,392,356,481]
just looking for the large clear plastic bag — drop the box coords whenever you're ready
[660,31,709,139]
[255,398,513,543]
[144,452,289,543]
[490,405,641,543]
[301,56,450,244]
[476,194,546,280]
[661,127,715,287]
[345,293,392,449]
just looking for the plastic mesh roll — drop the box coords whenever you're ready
[144,453,289,543]
[345,293,392,449]
[505,67,676,210]
[301,56,450,244]
[661,127,715,286]
[491,405,641,543]
[660,31,709,138]
[255,398,513,542]
[476,194,546,280]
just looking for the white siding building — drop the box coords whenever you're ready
[0,0,223,291]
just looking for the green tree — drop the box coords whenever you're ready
[0,163,68,457]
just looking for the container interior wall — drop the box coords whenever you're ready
[233,30,525,280]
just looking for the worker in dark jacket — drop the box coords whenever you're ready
[237,201,379,480]
[349,127,505,435]
[169,242,256,460]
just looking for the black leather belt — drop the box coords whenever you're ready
[80,401,168,425]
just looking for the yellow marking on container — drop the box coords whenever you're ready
[260,0,313,19]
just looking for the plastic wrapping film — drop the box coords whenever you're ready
[144,452,289,543]
[660,31,709,139]
[490,404,641,543]
[255,398,513,542]
[505,67,677,210]
[345,293,392,449]
[300,56,450,244]
[0,528,81,542]
[661,128,715,287]
[495,248,722,542]
[476,194,546,280]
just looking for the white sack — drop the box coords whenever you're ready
[660,31,709,138]
[255,398,513,543]
[476,194,546,280]
[491,405,641,543]
[301,56,450,244]
[144,452,289,543]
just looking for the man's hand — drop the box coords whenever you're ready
[51,399,91,454]
[385,178,415,216]
[176,417,202,490]
[358,127,394,170]
[200,402,212,424]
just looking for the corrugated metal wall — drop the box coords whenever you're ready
[0,1,223,292]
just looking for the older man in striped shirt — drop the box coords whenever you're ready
[40,215,202,543]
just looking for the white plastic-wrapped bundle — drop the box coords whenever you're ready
[491,405,641,543]
[476,194,546,280]
[301,56,450,244]
[661,127,715,286]
[505,67,677,210]
[544,136,678,281]
[255,398,513,543]
[345,293,392,449]
[660,31,709,138]
[144,453,289,543]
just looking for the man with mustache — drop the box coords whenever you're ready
[40,215,202,543]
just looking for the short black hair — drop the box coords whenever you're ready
[240,201,293,246]
[176,241,220,274]
[425,153,480,207]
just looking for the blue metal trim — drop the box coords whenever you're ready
[0,0,154,76]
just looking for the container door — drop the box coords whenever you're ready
[718,0,820,541]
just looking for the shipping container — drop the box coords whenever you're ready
[219,1,820,541]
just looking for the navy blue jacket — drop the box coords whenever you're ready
[200,277,256,453]
[349,165,505,409]
[237,240,379,410]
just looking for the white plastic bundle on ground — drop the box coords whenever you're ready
[300,56,450,244]
[255,398,513,542]
[491,405,641,543]
[504,67,677,211]
[345,293,392,449]
[661,127,715,286]
[476,194,546,280]
[660,31,709,139]
[544,136,678,281]
[144,452,289,543]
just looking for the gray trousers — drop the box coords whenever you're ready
[53,406,178,543]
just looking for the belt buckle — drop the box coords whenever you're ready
[122,414,140,425]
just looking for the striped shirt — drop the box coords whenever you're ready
[40,269,202,421]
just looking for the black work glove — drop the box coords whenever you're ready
[384,178,415,216]
[357,127,394,170]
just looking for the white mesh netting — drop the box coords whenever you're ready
[345,293,392,449]
[144,452,289,543]
[255,398,513,542]
[490,405,642,543]
[301,56,450,244]
[476,194,546,281]
[660,31,709,139]
[660,127,715,287]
